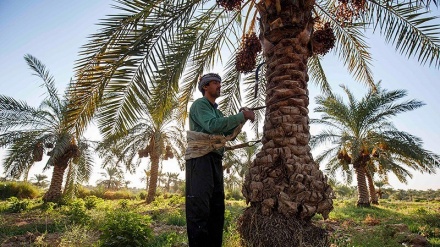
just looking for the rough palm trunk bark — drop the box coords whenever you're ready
[63,164,72,194]
[43,158,69,202]
[146,153,160,203]
[23,166,31,182]
[354,162,370,207]
[366,171,379,205]
[239,1,333,246]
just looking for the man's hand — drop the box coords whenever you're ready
[242,109,255,123]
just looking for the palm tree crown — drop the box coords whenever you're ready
[96,99,185,203]
[0,54,94,202]
[311,82,440,206]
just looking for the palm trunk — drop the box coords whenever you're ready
[366,171,379,205]
[63,164,73,194]
[23,165,31,182]
[354,163,370,207]
[146,153,159,203]
[239,1,333,246]
[43,158,69,202]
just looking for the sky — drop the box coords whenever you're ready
[0,0,439,190]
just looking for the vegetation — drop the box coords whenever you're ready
[311,83,440,207]
[0,190,439,246]
[65,0,440,245]
[95,100,185,204]
[1,0,439,246]
[0,181,41,199]
[0,55,94,203]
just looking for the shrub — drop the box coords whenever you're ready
[89,185,106,198]
[224,209,234,230]
[76,185,91,198]
[102,190,134,200]
[0,182,40,199]
[139,191,147,200]
[119,199,129,209]
[165,210,186,226]
[100,211,153,247]
[63,199,90,225]
[8,197,31,213]
[41,202,57,212]
[148,232,187,247]
[84,195,101,210]
[166,194,185,206]
[226,189,244,201]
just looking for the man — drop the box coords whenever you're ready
[185,73,255,247]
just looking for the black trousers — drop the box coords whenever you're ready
[185,152,225,247]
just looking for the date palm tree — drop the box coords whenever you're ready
[163,172,180,193]
[374,178,389,199]
[31,174,49,188]
[96,100,185,203]
[97,166,124,190]
[67,0,439,245]
[0,54,93,202]
[311,83,439,207]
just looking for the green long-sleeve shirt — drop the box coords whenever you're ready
[189,97,245,156]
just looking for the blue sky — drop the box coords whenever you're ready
[0,0,439,190]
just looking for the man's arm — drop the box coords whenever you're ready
[191,100,245,134]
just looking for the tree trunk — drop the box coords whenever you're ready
[63,164,73,194]
[354,163,370,207]
[146,154,160,203]
[366,171,379,205]
[239,1,333,246]
[43,158,69,202]
[23,165,31,182]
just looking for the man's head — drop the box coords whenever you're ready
[198,73,221,96]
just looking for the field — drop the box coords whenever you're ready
[0,192,439,247]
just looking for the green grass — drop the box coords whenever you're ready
[1,195,439,246]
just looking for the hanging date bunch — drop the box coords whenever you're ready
[164,145,174,160]
[312,21,336,56]
[138,145,151,158]
[336,0,367,24]
[235,32,262,73]
[217,0,243,11]
[337,148,351,165]
[33,142,44,162]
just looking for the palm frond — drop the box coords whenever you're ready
[0,95,50,132]
[307,55,334,96]
[315,3,375,88]
[24,54,62,113]
[310,129,342,148]
[369,1,440,68]
[69,0,202,136]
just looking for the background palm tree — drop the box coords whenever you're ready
[30,174,49,188]
[0,54,93,202]
[140,168,151,191]
[96,99,185,203]
[66,0,439,245]
[97,166,124,190]
[374,178,390,199]
[162,172,179,193]
[311,83,440,207]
